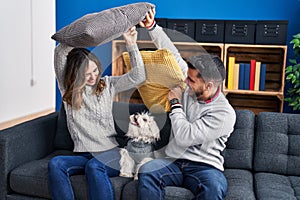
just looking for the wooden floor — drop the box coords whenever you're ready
[0,108,55,130]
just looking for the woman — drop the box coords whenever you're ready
[48,26,145,200]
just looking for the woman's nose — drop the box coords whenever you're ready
[92,73,98,79]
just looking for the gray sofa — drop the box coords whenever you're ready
[1,101,300,200]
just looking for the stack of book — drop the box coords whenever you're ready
[227,57,266,91]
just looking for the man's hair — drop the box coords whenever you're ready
[186,54,226,83]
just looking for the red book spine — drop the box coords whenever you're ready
[249,60,256,90]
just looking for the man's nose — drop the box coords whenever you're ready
[184,77,188,84]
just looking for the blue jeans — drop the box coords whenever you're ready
[48,148,121,200]
[138,159,227,200]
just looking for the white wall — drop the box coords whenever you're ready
[0,0,56,123]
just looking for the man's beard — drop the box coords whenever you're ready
[188,87,204,100]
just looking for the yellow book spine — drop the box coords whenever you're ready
[233,63,240,90]
[254,62,261,91]
[227,57,235,90]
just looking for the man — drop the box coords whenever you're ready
[138,9,236,200]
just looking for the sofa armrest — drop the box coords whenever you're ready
[0,112,58,199]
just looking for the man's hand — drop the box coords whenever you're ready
[168,86,183,101]
[123,26,137,46]
[139,8,156,28]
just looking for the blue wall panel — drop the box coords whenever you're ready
[55,0,300,113]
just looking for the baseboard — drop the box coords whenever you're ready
[0,108,55,130]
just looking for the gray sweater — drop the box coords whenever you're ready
[54,43,145,152]
[149,25,236,171]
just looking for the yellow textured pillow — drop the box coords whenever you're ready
[123,48,185,113]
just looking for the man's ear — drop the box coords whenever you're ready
[206,82,213,90]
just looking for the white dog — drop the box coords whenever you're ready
[119,112,160,180]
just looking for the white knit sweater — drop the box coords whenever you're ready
[54,43,145,152]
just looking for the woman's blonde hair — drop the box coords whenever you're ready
[63,48,106,110]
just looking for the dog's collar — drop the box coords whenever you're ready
[129,139,153,147]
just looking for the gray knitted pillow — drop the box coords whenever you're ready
[52,2,154,47]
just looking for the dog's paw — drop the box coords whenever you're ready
[119,172,134,178]
[134,174,139,180]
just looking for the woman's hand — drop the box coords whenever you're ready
[123,26,137,46]
[139,8,156,28]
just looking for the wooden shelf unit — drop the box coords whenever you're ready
[112,40,224,103]
[111,40,287,115]
[223,44,287,114]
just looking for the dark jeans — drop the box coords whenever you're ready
[48,148,121,200]
[138,158,227,200]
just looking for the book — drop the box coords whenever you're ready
[254,61,261,91]
[259,63,267,91]
[227,57,235,90]
[244,63,250,90]
[249,60,256,90]
[238,63,245,89]
[233,63,240,90]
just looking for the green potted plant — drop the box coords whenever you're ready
[285,33,300,110]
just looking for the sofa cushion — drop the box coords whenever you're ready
[254,112,300,175]
[54,103,74,150]
[222,109,255,170]
[6,194,46,200]
[113,102,148,148]
[224,169,255,200]
[70,175,131,200]
[52,2,154,47]
[255,172,300,199]
[121,180,195,200]
[9,150,131,200]
[9,150,74,199]
[152,112,171,151]
[113,101,171,150]
[10,158,51,199]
